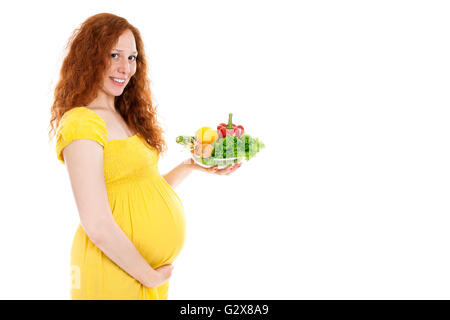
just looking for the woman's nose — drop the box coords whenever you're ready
[118,58,130,75]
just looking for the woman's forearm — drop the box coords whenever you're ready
[87,218,156,287]
[163,160,195,188]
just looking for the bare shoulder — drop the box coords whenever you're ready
[84,106,136,140]
[85,106,114,122]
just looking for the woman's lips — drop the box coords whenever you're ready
[110,77,126,87]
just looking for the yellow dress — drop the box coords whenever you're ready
[56,106,186,300]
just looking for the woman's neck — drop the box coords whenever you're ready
[87,91,116,113]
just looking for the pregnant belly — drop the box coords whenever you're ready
[107,178,186,269]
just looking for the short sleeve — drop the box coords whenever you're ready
[56,107,108,165]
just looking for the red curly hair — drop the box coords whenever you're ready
[48,12,167,155]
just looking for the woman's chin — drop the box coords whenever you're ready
[106,88,125,96]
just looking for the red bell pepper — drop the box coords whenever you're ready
[217,113,245,138]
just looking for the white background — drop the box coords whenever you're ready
[0,0,449,299]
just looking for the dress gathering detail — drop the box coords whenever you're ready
[56,106,186,300]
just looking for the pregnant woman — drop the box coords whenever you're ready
[48,13,241,300]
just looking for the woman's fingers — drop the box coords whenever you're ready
[194,162,242,175]
[214,163,242,175]
[226,163,242,175]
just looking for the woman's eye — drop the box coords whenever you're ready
[111,53,136,61]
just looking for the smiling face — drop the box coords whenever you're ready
[101,29,138,97]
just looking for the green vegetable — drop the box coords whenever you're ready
[176,136,195,145]
[211,134,264,161]
[201,157,216,166]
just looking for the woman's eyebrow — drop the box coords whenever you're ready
[113,48,138,54]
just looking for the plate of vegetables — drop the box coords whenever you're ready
[176,113,265,169]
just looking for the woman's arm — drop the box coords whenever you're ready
[162,159,195,188]
[163,158,243,188]
[63,139,172,288]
